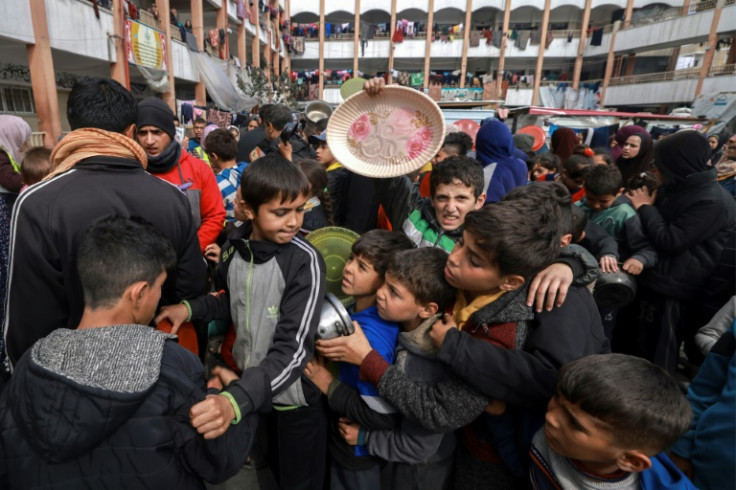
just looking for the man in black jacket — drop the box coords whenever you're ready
[236,103,313,162]
[2,78,207,368]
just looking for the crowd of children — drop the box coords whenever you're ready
[0,76,733,489]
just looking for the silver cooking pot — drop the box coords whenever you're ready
[316,293,354,340]
[305,101,332,123]
[593,270,637,308]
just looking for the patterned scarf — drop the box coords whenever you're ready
[46,128,148,181]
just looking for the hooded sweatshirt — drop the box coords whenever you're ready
[476,120,528,203]
[0,325,255,489]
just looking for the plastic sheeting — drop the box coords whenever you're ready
[538,86,599,110]
[136,65,170,93]
[190,51,260,112]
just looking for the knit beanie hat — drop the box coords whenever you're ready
[137,97,176,140]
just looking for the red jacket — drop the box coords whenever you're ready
[154,151,225,251]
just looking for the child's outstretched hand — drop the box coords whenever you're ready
[304,354,333,394]
[622,258,644,275]
[429,313,457,348]
[316,321,372,365]
[154,304,189,333]
[599,255,619,273]
[338,417,361,446]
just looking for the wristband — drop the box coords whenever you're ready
[220,391,242,425]
[181,300,193,322]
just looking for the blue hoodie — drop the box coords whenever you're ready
[475,120,528,203]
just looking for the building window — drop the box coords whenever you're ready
[0,86,35,115]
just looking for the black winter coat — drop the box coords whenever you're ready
[638,169,736,301]
[0,325,256,489]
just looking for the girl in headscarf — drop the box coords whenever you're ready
[615,129,653,187]
[475,119,527,203]
[550,127,578,163]
[620,130,736,373]
[0,115,31,364]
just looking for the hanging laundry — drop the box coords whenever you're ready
[492,30,503,48]
[591,28,603,46]
[483,29,493,45]
[545,29,553,48]
[397,72,410,86]
[292,36,304,54]
[567,31,573,42]
[515,30,530,50]
[392,28,404,43]
[236,0,247,20]
[208,29,219,48]
[530,29,542,45]
[410,72,424,87]
[510,29,518,40]
[470,30,480,47]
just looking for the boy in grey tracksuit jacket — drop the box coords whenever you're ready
[184,220,327,489]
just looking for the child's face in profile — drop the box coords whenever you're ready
[237,190,307,244]
[375,272,425,330]
[531,163,551,181]
[444,231,509,299]
[342,253,382,300]
[559,167,586,193]
[315,142,334,167]
[544,393,623,475]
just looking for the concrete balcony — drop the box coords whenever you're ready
[614,2,735,54]
[603,64,736,106]
[0,0,34,44]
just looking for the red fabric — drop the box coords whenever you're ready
[220,324,242,374]
[419,171,431,198]
[155,151,225,251]
[392,29,404,43]
[359,349,391,386]
[571,187,586,203]
[376,205,392,231]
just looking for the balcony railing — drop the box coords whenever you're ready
[622,0,733,31]
[709,63,736,76]
[609,67,700,85]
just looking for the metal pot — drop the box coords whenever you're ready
[315,293,354,340]
[593,270,637,308]
[305,101,332,123]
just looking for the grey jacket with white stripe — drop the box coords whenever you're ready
[188,223,325,412]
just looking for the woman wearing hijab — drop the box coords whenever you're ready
[708,133,726,165]
[615,129,653,187]
[550,127,578,163]
[620,130,736,373]
[475,119,527,203]
[0,115,31,359]
[610,124,648,161]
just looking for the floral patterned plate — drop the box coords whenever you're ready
[326,86,445,178]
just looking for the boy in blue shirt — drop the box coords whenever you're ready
[531,354,696,490]
[305,229,413,490]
